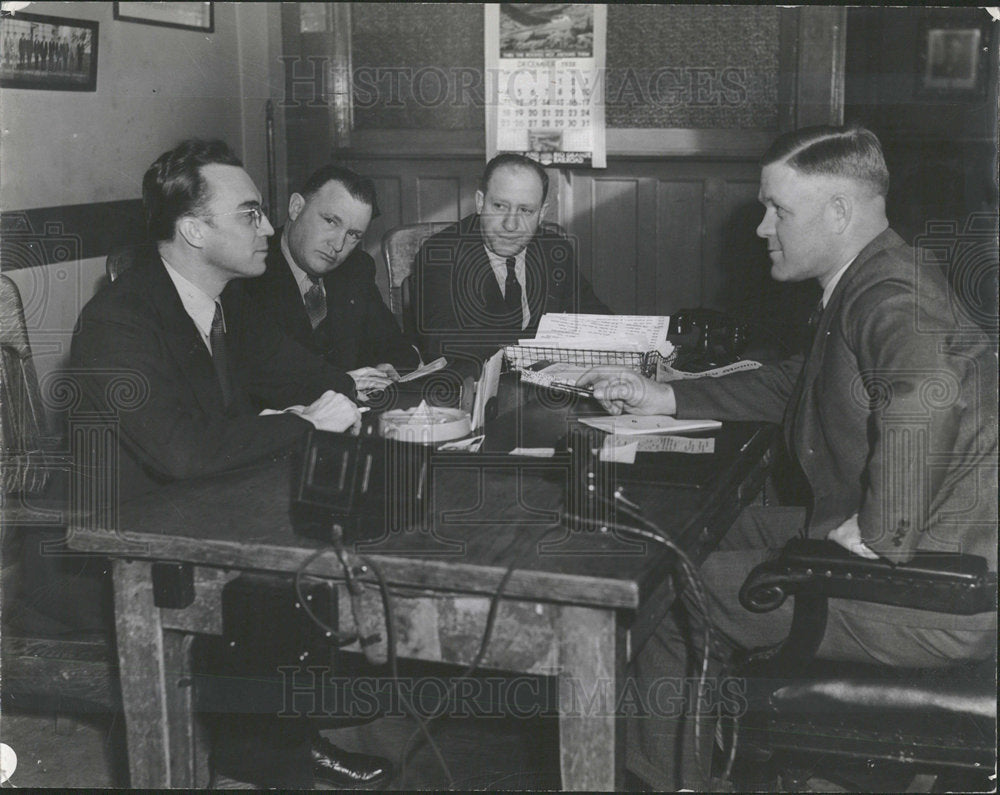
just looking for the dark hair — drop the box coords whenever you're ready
[298,163,380,219]
[142,139,243,242]
[480,153,550,203]
[761,125,889,198]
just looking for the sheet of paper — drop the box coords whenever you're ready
[398,356,448,383]
[656,359,762,383]
[533,313,671,349]
[519,363,591,389]
[601,434,715,458]
[579,414,721,436]
[508,447,556,458]
[471,349,504,430]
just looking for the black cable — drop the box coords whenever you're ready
[363,553,456,789]
[563,505,718,789]
[395,524,564,789]
[594,499,717,784]
[293,545,357,646]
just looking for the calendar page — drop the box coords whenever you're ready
[485,4,606,168]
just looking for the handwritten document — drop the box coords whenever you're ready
[532,313,672,353]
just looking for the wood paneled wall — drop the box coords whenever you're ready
[344,155,773,319]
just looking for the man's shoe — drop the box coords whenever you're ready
[311,735,394,789]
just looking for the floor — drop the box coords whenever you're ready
[0,702,561,789]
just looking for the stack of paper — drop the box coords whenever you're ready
[505,313,675,369]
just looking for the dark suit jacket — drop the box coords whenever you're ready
[412,213,610,365]
[70,249,356,502]
[245,232,420,372]
[672,228,998,567]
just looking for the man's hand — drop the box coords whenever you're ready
[576,367,677,416]
[349,366,396,393]
[373,363,401,382]
[294,390,362,433]
[827,514,879,559]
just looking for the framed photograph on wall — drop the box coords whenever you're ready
[114,2,214,34]
[0,11,98,91]
[917,15,991,98]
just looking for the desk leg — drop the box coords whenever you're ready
[163,630,208,787]
[557,606,625,791]
[112,558,172,787]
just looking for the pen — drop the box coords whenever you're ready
[550,381,595,398]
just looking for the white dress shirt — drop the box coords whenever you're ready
[484,245,530,330]
[821,255,857,309]
[162,258,221,352]
[281,233,325,304]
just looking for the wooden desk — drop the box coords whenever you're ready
[68,421,774,790]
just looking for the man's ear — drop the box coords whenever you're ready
[539,201,550,224]
[176,216,205,249]
[475,190,485,215]
[829,194,852,234]
[288,193,305,223]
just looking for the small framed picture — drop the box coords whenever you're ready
[114,2,214,34]
[0,11,98,92]
[917,15,992,98]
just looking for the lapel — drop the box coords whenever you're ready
[789,228,903,441]
[459,215,505,317]
[524,236,546,330]
[268,232,314,340]
[140,250,232,416]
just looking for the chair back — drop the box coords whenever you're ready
[0,275,49,494]
[106,244,153,282]
[381,222,453,324]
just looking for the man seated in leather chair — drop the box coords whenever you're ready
[578,124,998,791]
[411,153,610,372]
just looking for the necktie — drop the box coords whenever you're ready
[304,276,327,329]
[210,301,234,407]
[504,257,522,329]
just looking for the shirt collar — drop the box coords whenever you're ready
[821,255,857,308]
[161,257,220,345]
[281,232,322,298]
[483,245,526,276]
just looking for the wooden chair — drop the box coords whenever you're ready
[380,222,452,335]
[1,274,118,715]
[1,274,53,496]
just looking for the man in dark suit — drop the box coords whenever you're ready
[579,125,997,790]
[412,153,610,369]
[70,139,393,789]
[245,164,419,383]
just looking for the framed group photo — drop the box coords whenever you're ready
[0,11,98,91]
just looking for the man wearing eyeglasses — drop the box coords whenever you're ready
[70,139,394,788]
[245,164,419,385]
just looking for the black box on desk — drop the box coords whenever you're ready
[291,426,431,544]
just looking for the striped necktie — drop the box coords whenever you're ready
[210,301,234,407]
[304,276,327,329]
[504,257,522,329]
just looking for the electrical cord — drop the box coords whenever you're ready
[395,524,565,789]
[563,496,721,789]
[293,544,358,646]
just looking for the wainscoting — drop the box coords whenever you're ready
[342,154,778,320]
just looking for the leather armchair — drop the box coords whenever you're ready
[729,538,997,791]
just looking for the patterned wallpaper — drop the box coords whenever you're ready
[350,4,780,131]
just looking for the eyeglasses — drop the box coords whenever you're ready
[202,206,268,229]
